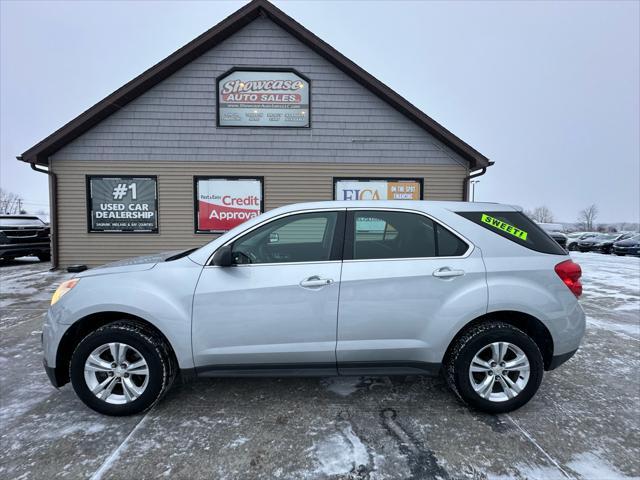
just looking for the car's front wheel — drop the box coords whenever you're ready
[70,321,175,416]
[445,322,544,413]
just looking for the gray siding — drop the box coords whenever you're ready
[52,160,467,267]
[50,17,468,167]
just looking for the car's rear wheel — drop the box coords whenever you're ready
[70,321,175,416]
[37,253,51,262]
[445,322,544,413]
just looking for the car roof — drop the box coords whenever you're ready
[265,200,519,214]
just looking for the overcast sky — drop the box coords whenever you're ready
[1,0,638,223]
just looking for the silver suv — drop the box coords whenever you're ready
[43,201,585,416]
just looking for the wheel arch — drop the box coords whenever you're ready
[54,311,179,387]
[444,311,555,370]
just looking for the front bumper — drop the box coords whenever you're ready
[0,242,50,257]
[614,246,640,255]
[43,358,62,388]
[547,349,578,370]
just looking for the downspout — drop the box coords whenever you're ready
[19,158,59,270]
[462,161,494,201]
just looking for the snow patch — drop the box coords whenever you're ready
[322,377,361,397]
[567,452,638,480]
[313,424,369,476]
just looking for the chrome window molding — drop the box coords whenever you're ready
[205,206,475,266]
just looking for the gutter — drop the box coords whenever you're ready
[462,161,494,201]
[18,157,59,270]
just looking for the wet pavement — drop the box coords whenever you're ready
[0,253,638,479]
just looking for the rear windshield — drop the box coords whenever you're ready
[456,211,566,255]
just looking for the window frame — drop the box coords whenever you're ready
[206,208,346,267]
[343,208,473,262]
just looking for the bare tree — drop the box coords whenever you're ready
[578,204,598,231]
[526,206,555,223]
[0,188,24,215]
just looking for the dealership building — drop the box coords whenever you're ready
[19,0,492,269]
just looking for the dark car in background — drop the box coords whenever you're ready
[578,233,635,254]
[567,232,598,251]
[613,234,640,256]
[537,223,567,249]
[0,215,51,262]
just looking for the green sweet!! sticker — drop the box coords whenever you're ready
[481,214,528,240]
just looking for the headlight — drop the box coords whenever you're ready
[51,279,79,305]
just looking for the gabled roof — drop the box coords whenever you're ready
[19,0,492,169]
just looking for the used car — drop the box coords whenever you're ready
[613,234,640,256]
[567,232,597,251]
[43,201,585,416]
[577,232,633,254]
[536,223,567,249]
[0,215,51,262]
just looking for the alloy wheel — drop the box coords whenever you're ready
[468,341,530,402]
[83,342,149,405]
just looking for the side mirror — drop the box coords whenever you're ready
[212,245,233,267]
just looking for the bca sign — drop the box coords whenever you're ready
[195,178,263,233]
[217,69,310,127]
[334,179,422,201]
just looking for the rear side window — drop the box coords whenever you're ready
[348,211,469,260]
[457,211,566,255]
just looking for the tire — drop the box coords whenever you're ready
[37,252,51,262]
[615,253,625,256]
[444,321,544,414]
[70,321,176,416]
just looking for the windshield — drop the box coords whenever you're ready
[0,217,45,226]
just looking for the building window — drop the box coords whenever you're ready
[86,176,158,233]
[194,177,264,233]
[334,178,423,201]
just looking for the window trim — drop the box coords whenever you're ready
[343,208,473,262]
[205,208,346,267]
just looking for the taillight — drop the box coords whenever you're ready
[555,260,582,297]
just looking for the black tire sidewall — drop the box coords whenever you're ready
[453,326,544,414]
[70,326,166,416]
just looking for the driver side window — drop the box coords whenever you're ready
[231,211,339,264]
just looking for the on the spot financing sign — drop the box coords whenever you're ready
[334,179,422,201]
[217,69,309,127]
[196,178,263,233]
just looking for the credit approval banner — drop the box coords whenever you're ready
[334,179,422,201]
[195,178,263,233]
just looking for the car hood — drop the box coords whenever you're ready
[75,250,183,278]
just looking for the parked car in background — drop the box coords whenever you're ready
[592,232,637,254]
[613,234,640,256]
[579,233,636,254]
[43,201,585,416]
[537,223,567,249]
[567,232,598,251]
[0,215,51,262]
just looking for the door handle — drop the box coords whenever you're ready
[300,276,334,288]
[433,267,465,278]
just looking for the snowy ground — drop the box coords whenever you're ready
[0,252,638,479]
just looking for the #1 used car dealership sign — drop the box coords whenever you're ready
[87,176,158,233]
[217,69,310,127]
[195,177,263,233]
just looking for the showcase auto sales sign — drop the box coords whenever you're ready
[218,70,309,127]
[196,178,262,232]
